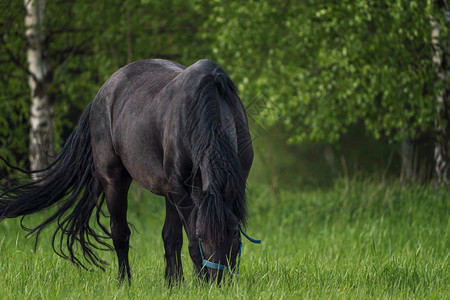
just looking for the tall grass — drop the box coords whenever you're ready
[0,179,448,299]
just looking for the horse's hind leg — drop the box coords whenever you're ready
[93,151,132,283]
[104,171,132,283]
[90,103,132,283]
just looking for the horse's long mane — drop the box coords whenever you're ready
[187,64,248,244]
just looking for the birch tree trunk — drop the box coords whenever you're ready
[431,8,450,186]
[24,0,54,173]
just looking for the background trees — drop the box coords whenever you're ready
[202,0,448,184]
[1,0,447,186]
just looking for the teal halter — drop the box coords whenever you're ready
[198,226,261,274]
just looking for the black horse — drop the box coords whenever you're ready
[0,59,254,284]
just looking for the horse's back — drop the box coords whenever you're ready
[90,59,185,140]
[94,60,184,116]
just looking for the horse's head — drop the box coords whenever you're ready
[188,174,243,283]
[195,209,241,283]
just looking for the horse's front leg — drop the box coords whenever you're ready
[162,196,185,284]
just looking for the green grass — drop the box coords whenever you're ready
[0,179,448,299]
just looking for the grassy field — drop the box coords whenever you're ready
[0,179,448,299]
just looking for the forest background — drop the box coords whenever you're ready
[0,0,449,189]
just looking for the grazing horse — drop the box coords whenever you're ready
[0,59,255,284]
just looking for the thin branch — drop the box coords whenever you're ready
[49,33,95,75]
[0,33,38,82]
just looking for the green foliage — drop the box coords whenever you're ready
[0,1,29,169]
[203,0,441,144]
[0,181,448,298]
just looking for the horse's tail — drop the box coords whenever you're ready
[0,103,111,269]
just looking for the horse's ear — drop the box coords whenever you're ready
[224,173,236,209]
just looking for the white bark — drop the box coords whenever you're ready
[431,15,449,186]
[25,0,54,172]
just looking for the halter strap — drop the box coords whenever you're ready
[198,239,241,274]
[240,227,261,244]
[198,226,260,274]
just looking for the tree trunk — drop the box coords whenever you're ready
[431,8,450,186]
[25,0,54,173]
[401,137,415,182]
